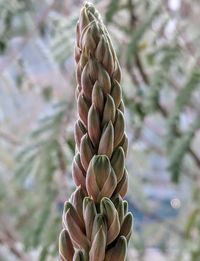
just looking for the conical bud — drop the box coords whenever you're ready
[80,134,94,171]
[80,49,89,69]
[95,35,106,63]
[102,94,116,126]
[77,94,89,128]
[83,197,97,240]
[112,194,125,225]
[81,26,96,54]
[104,236,127,261]
[69,187,85,221]
[88,58,99,83]
[90,214,107,261]
[100,197,120,244]
[59,229,74,261]
[91,214,107,242]
[112,60,121,82]
[79,6,90,33]
[63,202,84,232]
[74,120,87,150]
[111,79,122,108]
[92,81,104,113]
[120,213,133,242]
[64,203,89,249]
[114,109,125,148]
[123,200,128,215]
[119,134,128,156]
[111,146,125,182]
[102,39,115,75]
[86,155,117,202]
[97,65,111,94]
[81,63,93,100]
[98,121,114,158]
[72,153,86,188]
[88,104,101,146]
[114,168,128,198]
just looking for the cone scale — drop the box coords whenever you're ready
[59,2,133,261]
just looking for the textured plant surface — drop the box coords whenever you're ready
[59,2,133,261]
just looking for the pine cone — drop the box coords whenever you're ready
[59,2,133,261]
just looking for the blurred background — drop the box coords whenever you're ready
[0,0,200,260]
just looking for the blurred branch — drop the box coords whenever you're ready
[144,120,200,182]
[57,111,70,177]
[126,0,200,170]
[0,1,56,74]
[127,0,151,87]
[188,148,200,168]
[0,226,27,260]
[126,61,140,86]
[161,0,200,66]
[135,55,150,86]
[0,130,20,145]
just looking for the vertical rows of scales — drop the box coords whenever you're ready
[59,2,133,261]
